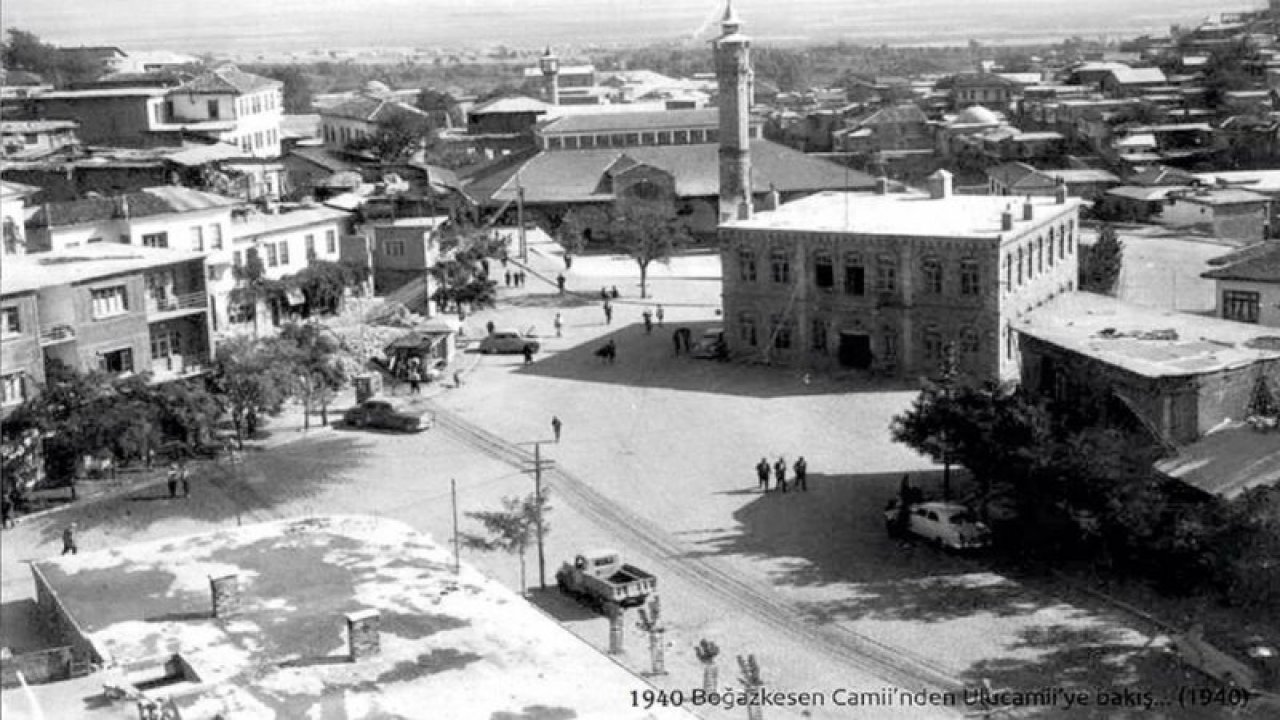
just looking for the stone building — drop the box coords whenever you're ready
[719,172,1082,381]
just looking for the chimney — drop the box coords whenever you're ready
[209,574,242,619]
[875,177,890,195]
[759,184,781,211]
[926,170,953,200]
[346,609,381,661]
[1001,206,1014,231]
[1022,196,1034,221]
[1054,177,1068,204]
[737,201,752,220]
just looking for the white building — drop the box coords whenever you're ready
[164,66,284,158]
[23,186,237,255]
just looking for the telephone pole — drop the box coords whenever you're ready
[520,441,555,589]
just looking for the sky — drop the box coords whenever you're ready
[1,0,1259,52]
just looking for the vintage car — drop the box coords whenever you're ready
[478,329,541,355]
[690,327,727,360]
[883,500,992,551]
[342,399,431,432]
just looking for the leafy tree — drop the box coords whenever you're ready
[346,112,432,162]
[287,259,358,317]
[210,336,295,448]
[1,28,107,86]
[1203,39,1262,111]
[251,65,314,113]
[694,639,721,693]
[557,208,593,258]
[1079,223,1124,295]
[274,322,348,429]
[609,206,690,299]
[416,88,463,127]
[462,490,552,595]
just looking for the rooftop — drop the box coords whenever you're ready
[1106,185,1188,202]
[467,95,553,116]
[36,87,169,100]
[1175,188,1271,206]
[11,516,695,720]
[320,96,430,124]
[182,66,282,95]
[1018,292,1280,379]
[231,205,352,238]
[726,190,1079,239]
[0,120,79,133]
[1042,168,1121,184]
[1107,67,1168,85]
[1155,423,1280,498]
[1,243,206,296]
[1202,241,1280,284]
[539,107,719,135]
[27,186,239,228]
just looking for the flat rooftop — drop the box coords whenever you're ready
[11,516,695,720]
[1019,292,1280,379]
[725,190,1079,240]
[1,244,207,296]
[230,205,351,238]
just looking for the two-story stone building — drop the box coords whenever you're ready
[718,172,1082,381]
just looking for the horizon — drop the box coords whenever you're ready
[2,0,1259,55]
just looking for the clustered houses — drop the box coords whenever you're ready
[318,82,435,152]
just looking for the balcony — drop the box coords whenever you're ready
[38,324,76,346]
[147,292,209,318]
[150,355,209,383]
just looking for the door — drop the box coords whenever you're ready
[838,332,873,369]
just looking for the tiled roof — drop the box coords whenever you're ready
[538,107,719,135]
[1043,168,1121,184]
[853,104,927,127]
[469,96,553,116]
[286,146,359,173]
[1177,189,1271,206]
[27,186,238,228]
[0,120,78,133]
[182,66,281,95]
[1107,67,1167,85]
[1128,165,1197,187]
[463,139,875,205]
[986,162,1044,189]
[952,72,1022,88]
[1202,242,1280,283]
[321,96,430,124]
[1106,185,1187,202]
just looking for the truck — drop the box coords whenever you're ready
[555,549,657,610]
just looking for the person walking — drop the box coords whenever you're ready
[656,304,665,326]
[486,321,495,336]
[554,312,563,338]
[522,344,534,365]
[610,285,620,299]
[564,254,573,270]
[61,523,78,555]
[518,270,527,287]
[756,458,771,492]
[774,457,789,493]
[180,462,191,498]
[672,329,683,356]
[504,270,512,287]
[407,366,422,394]
[642,309,653,334]
[603,301,613,325]
[793,456,808,492]
[600,287,609,301]
[167,462,179,499]
[556,274,566,294]
[552,416,563,443]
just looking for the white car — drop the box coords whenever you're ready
[478,329,541,355]
[884,500,992,551]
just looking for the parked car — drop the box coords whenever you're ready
[478,329,541,355]
[343,399,431,432]
[690,327,727,359]
[556,549,657,611]
[883,500,992,550]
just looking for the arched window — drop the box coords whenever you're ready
[923,325,944,361]
[1004,253,1013,292]
[922,256,943,294]
[771,314,792,350]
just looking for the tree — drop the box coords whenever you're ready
[210,336,295,448]
[609,206,690,299]
[274,322,348,430]
[694,639,721,693]
[462,490,551,596]
[557,208,593,258]
[636,595,666,675]
[1079,223,1124,295]
[347,112,432,162]
[1203,39,1262,111]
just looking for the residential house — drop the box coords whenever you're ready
[1099,185,1188,222]
[281,145,361,200]
[719,174,1082,381]
[32,86,173,147]
[23,186,237,254]
[1161,188,1271,241]
[319,84,435,152]
[1040,168,1122,199]
[163,66,284,158]
[1202,242,1280,327]
[355,215,445,297]
[1,243,214,413]
[1100,67,1169,98]
[1070,62,1136,89]
[950,72,1024,113]
[987,162,1059,196]
[832,104,932,155]
[1017,292,1280,447]
[0,120,78,158]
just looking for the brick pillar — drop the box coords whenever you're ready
[606,603,624,655]
[346,609,380,661]
[209,574,241,619]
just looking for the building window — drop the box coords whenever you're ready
[150,330,182,360]
[1004,254,1012,292]
[960,327,980,354]
[960,258,980,296]
[279,241,290,266]
[305,234,316,259]
[229,302,255,324]
[142,232,168,249]
[91,285,129,318]
[770,249,790,284]
[1,372,25,406]
[811,318,828,351]
[1036,237,1044,274]
[876,254,896,293]
[738,249,757,282]
[325,229,337,253]
[233,250,243,267]
[1,306,20,336]
[208,99,220,119]
[190,226,204,251]
[99,347,134,374]
[1223,290,1261,324]
[844,253,865,295]
[922,256,943,294]
[739,313,758,346]
[814,251,834,289]
[923,327,944,361]
[771,315,792,350]
[1016,247,1024,285]
[384,240,405,257]
[883,328,898,359]
[265,243,279,267]
[1047,229,1056,266]
[1067,221,1075,254]
[210,223,223,250]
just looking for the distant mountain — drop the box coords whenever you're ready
[4,0,1251,52]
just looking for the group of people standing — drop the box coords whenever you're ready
[755,456,808,493]
[167,461,192,499]
[504,269,528,287]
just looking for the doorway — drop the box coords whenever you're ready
[838,332,873,369]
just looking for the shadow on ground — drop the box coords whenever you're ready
[511,322,918,398]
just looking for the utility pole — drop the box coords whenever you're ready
[517,178,528,263]
[520,441,555,589]
[451,478,460,575]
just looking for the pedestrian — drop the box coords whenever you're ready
[61,523,78,555]
[642,309,653,334]
[554,312,563,337]
[453,369,464,388]
[504,270,512,287]
[603,301,613,325]
[672,329,682,356]
[564,254,573,270]
[523,344,534,364]
[486,321,495,336]
[408,367,422,394]
[557,274,566,294]
[518,270,527,287]
[793,456,808,492]
[610,285,620,299]
[167,462,179,499]
[774,457,789,493]
[68,475,77,501]
[755,458,770,492]
[145,447,156,470]
[656,304,664,326]
[600,287,609,301]
[180,462,191,498]
[552,415,562,443]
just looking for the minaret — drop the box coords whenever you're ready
[539,46,561,105]
[714,1,753,222]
